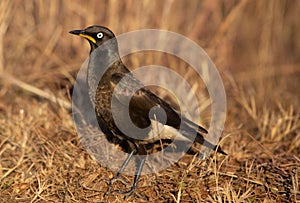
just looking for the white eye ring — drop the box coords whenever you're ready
[97,32,103,39]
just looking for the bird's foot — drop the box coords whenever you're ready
[105,176,136,195]
[113,186,136,195]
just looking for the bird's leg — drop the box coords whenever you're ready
[115,157,146,195]
[106,150,135,194]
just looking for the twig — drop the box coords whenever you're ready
[217,172,263,186]
[0,73,71,110]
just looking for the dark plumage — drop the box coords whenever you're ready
[70,25,226,194]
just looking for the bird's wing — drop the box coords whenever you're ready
[110,72,208,136]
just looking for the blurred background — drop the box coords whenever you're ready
[0,0,299,202]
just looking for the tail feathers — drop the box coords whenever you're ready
[181,122,227,155]
[214,145,227,155]
[181,116,207,134]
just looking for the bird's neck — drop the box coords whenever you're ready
[87,45,120,104]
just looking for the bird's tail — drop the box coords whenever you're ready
[180,120,227,155]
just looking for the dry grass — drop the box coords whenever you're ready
[0,0,299,202]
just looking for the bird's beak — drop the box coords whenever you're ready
[69,29,84,35]
[69,29,96,44]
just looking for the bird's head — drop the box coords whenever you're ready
[70,25,117,53]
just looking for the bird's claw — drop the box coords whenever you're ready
[105,176,135,195]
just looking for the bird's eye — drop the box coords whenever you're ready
[97,32,104,39]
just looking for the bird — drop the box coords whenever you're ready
[70,25,226,194]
